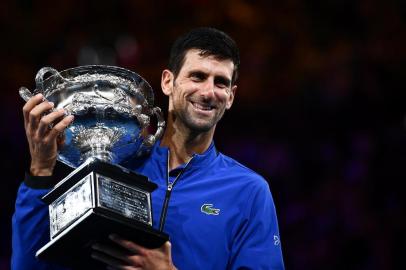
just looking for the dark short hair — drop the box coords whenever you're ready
[168,27,240,84]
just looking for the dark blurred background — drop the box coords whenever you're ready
[1,0,405,269]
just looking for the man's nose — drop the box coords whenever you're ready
[200,79,216,99]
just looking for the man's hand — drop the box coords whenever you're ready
[23,93,74,176]
[91,234,177,270]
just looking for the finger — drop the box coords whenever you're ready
[28,100,54,133]
[91,250,141,270]
[57,132,66,149]
[37,108,66,137]
[91,250,128,269]
[47,115,74,141]
[92,243,132,264]
[109,234,145,255]
[106,265,143,270]
[22,93,44,126]
[162,241,172,255]
[106,267,142,270]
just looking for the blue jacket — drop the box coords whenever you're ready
[12,142,284,269]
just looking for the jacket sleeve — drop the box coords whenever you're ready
[11,181,68,270]
[228,179,285,270]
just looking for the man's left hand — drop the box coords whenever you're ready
[91,234,177,270]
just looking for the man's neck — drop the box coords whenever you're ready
[160,115,215,170]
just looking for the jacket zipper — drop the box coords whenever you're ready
[158,152,194,232]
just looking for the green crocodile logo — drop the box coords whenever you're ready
[201,204,220,215]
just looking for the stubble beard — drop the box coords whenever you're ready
[175,106,216,133]
[173,98,229,134]
[171,81,226,134]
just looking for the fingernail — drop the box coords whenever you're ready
[49,102,54,107]
[36,93,43,98]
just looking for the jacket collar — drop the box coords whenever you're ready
[152,140,219,168]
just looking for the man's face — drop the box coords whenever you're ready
[162,49,236,133]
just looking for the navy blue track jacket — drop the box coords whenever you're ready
[12,142,285,269]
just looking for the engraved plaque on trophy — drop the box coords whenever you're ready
[19,65,168,268]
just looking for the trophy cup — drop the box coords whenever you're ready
[19,65,168,268]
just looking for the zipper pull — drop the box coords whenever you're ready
[167,183,173,192]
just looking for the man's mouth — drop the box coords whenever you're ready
[191,101,215,111]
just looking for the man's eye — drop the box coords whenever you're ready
[214,78,230,89]
[216,83,227,89]
[190,72,205,81]
[191,76,202,81]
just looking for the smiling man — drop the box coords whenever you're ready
[164,48,235,132]
[12,27,285,269]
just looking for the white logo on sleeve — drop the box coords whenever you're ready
[273,235,280,246]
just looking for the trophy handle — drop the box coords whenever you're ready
[19,67,64,102]
[142,107,165,147]
[134,107,165,157]
[19,86,54,107]
[19,87,34,102]
[35,67,66,92]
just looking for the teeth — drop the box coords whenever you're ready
[192,102,212,111]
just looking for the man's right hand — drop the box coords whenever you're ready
[23,93,74,176]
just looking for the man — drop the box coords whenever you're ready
[12,27,284,269]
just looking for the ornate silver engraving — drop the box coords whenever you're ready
[72,123,125,163]
[19,65,165,167]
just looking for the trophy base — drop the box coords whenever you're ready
[36,209,168,269]
[36,158,168,268]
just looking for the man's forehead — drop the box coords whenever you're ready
[181,49,235,75]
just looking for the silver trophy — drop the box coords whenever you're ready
[19,65,168,268]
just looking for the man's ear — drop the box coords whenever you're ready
[161,69,174,96]
[226,85,237,109]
